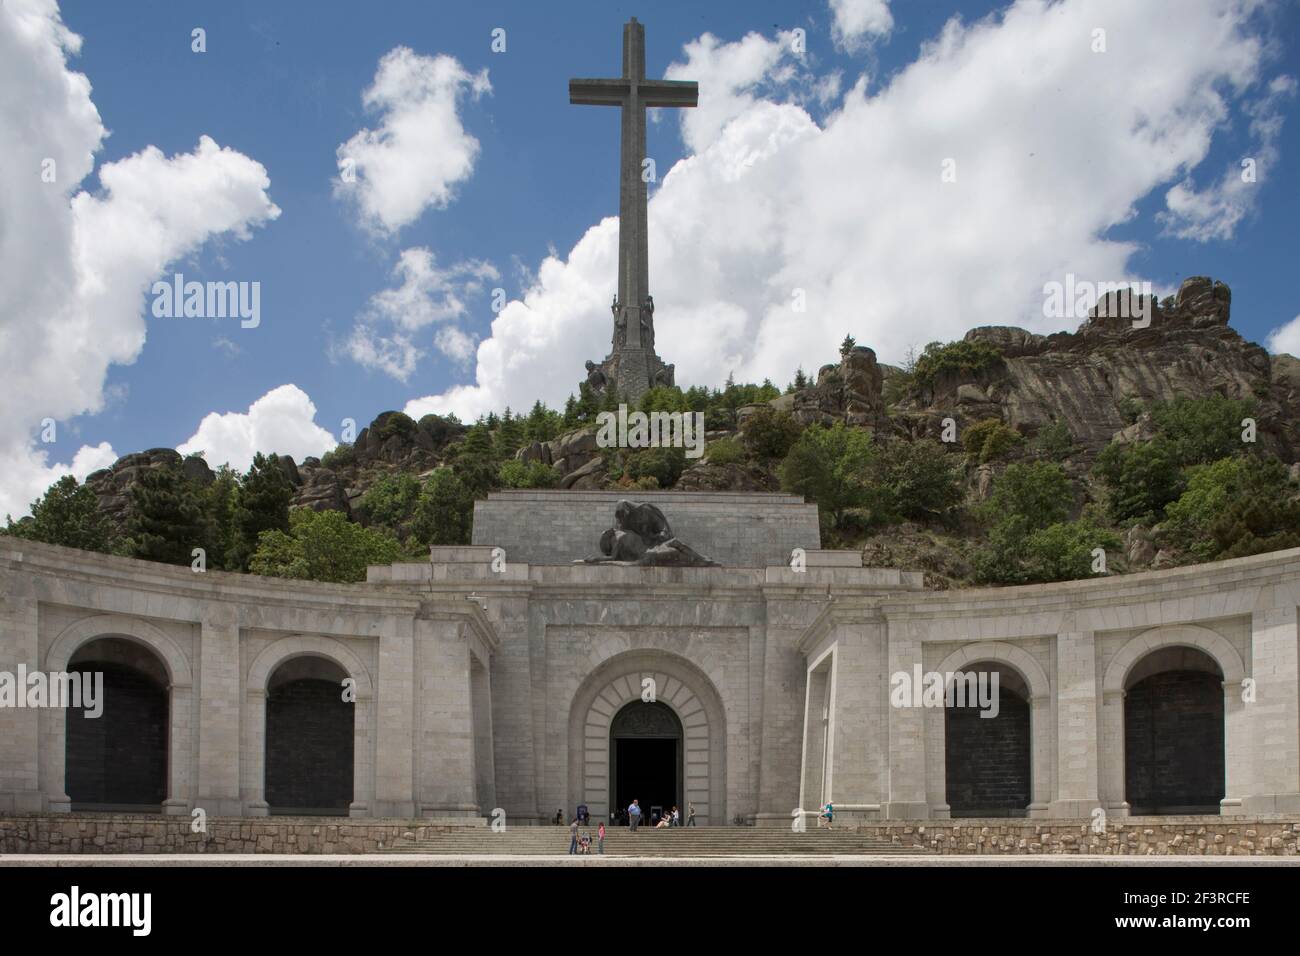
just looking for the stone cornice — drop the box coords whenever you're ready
[795,597,884,655]
[0,539,423,616]
[417,598,501,651]
[876,547,1300,622]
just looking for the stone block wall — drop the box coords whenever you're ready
[855,817,1300,855]
[471,490,820,566]
[0,815,474,854]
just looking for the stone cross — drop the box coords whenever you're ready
[570,18,696,398]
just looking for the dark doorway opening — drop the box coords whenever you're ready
[945,663,1032,818]
[66,638,169,812]
[609,700,682,825]
[265,657,354,815]
[1124,647,1224,815]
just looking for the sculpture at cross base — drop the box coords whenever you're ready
[569,17,696,403]
[578,500,719,567]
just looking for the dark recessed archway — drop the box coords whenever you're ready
[66,637,169,812]
[1124,646,1224,815]
[609,700,682,826]
[265,656,354,815]
[945,662,1032,817]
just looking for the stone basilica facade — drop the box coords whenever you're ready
[2,488,1299,828]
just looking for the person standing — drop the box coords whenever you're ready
[597,821,606,855]
[569,817,579,854]
[628,799,641,831]
[686,803,696,827]
[671,806,680,827]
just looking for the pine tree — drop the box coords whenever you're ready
[453,423,500,499]
[127,464,208,566]
[228,453,292,571]
[2,476,113,553]
[495,407,525,459]
[412,468,474,546]
[201,465,239,570]
[525,400,560,443]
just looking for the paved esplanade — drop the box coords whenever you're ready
[570,17,695,402]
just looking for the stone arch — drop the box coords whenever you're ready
[46,613,193,688]
[41,614,195,814]
[1102,624,1245,694]
[243,635,375,817]
[926,642,1052,818]
[567,650,726,825]
[247,636,373,699]
[1100,624,1245,815]
[934,642,1051,699]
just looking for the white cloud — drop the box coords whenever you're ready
[1160,73,1296,241]
[335,48,490,236]
[342,247,497,381]
[177,385,336,472]
[830,0,895,51]
[1267,314,1300,357]
[0,0,280,519]
[664,31,798,153]
[404,0,1278,423]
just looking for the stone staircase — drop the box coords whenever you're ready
[383,826,926,857]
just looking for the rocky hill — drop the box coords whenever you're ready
[77,275,1300,582]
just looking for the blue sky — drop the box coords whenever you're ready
[2,0,1298,516]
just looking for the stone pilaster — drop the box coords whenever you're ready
[196,607,242,815]
[1238,606,1300,813]
[826,614,887,823]
[372,614,416,817]
[884,625,929,818]
[0,586,44,812]
[1049,630,1100,816]
[754,593,822,826]
[414,614,480,819]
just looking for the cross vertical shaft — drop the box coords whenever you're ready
[570,17,697,400]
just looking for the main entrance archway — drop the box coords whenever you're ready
[610,700,682,825]
[568,650,727,825]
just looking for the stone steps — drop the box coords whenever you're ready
[383,827,926,856]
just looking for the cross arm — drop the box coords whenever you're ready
[640,80,698,108]
[570,78,630,105]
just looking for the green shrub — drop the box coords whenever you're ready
[374,412,417,442]
[876,439,964,522]
[1093,438,1184,524]
[357,473,422,532]
[2,475,114,553]
[1204,457,1300,559]
[250,509,402,583]
[412,468,474,546]
[973,516,1119,585]
[1117,397,1144,425]
[320,443,356,470]
[913,339,1002,389]
[1030,422,1075,461]
[638,386,691,414]
[624,447,687,488]
[498,458,561,489]
[984,461,1073,531]
[705,437,746,465]
[779,422,888,530]
[1149,394,1256,467]
[741,406,803,460]
[962,418,1023,464]
[1020,521,1121,583]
